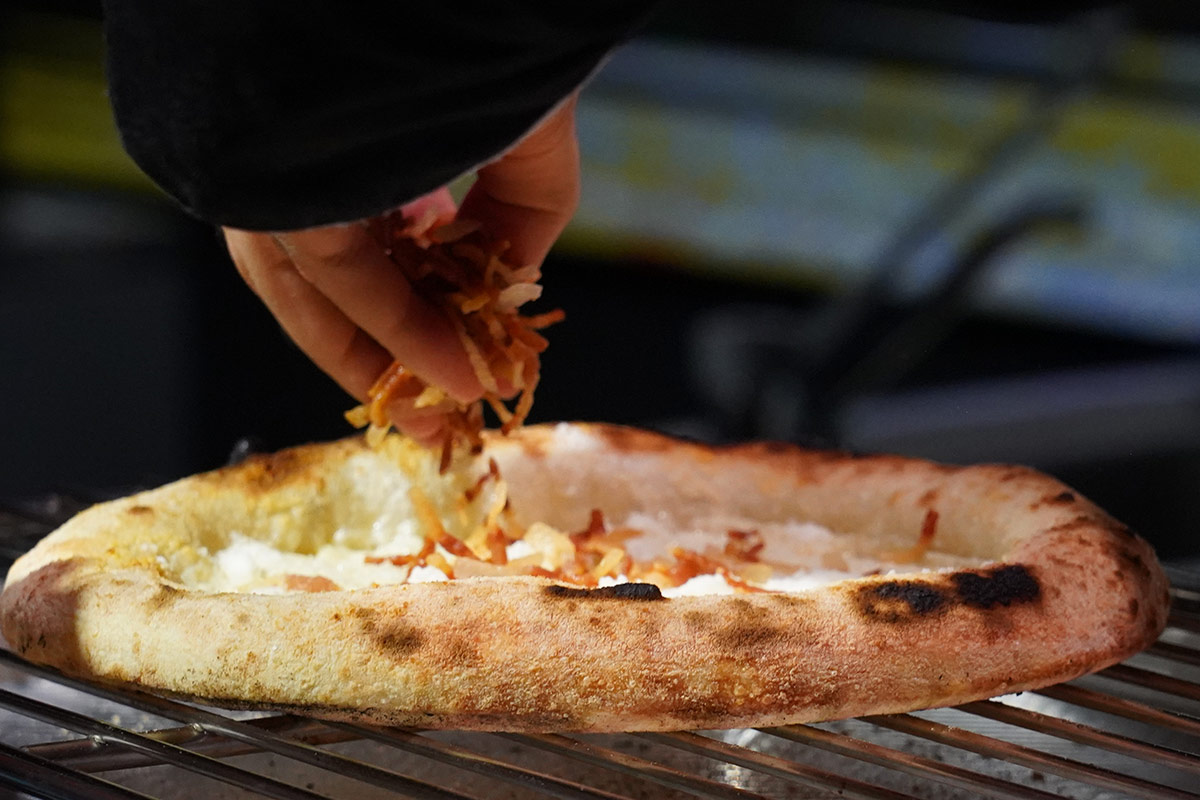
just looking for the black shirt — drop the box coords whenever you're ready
[102,2,653,231]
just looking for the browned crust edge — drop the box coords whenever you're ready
[0,423,1171,732]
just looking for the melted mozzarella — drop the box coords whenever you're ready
[205,535,416,593]
[200,532,876,596]
[187,499,979,595]
[191,520,909,596]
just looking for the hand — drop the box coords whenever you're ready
[223,95,580,442]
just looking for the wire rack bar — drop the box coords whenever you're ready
[503,733,771,800]
[1166,583,1200,617]
[0,687,332,800]
[1102,663,1200,702]
[23,716,357,773]
[1172,602,1200,623]
[325,723,629,800]
[1166,613,1200,635]
[1164,567,1200,590]
[1170,591,1200,608]
[0,740,157,800]
[1149,640,1200,668]
[639,730,921,800]
[867,712,1200,800]
[0,652,474,800]
[1035,682,1200,738]
[762,723,1063,800]
[958,698,1200,774]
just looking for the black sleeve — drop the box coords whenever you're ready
[101,2,655,231]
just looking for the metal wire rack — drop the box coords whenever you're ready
[3,496,1200,800]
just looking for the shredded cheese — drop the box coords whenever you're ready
[344,211,562,471]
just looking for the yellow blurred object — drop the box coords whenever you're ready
[0,12,155,192]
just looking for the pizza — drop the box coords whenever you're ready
[0,422,1169,732]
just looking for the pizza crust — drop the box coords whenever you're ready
[0,423,1169,732]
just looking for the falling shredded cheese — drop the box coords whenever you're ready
[344,211,562,471]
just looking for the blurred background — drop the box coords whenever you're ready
[2,1,1200,558]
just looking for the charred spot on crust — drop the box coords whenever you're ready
[715,625,790,649]
[151,585,182,609]
[543,583,664,601]
[127,505,154,516]
[875,581,947,614]
[729,597,755,615]
[1119,550,1151,579]
[376,624,425,657]
[951,565,1040,609]
[997,466,1033,482]
[352,608,424,658]
[1048,516,1097,534]
[350,607,377,630]
[444,635,480,664]
[1033,490,1076,509]
[855,580,947,622]
[673,697,735,721]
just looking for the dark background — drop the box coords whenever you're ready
[3,2,1200,559]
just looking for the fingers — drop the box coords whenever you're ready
[223,228,392,401]
[223,228,472,443]
[272,222,483,403]
[223,98,580,443]
[392,414,448,448]
[458,94,580,267]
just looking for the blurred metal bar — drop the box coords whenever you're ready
[869,712,1198,800]
[762,724,1062,800]
[959,699,1200,774]
[504,733,770,800]
[0,688,331,800]
[24,716,356,774]
[1036,683,1200,738]
[326,723,627,800]
[0,740,157,800]
[1166,612,1200,635]
[641,730,920,800]
[1169,590,1200,616]
[1102,663,1200,702]
[1148,641,1200,669]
